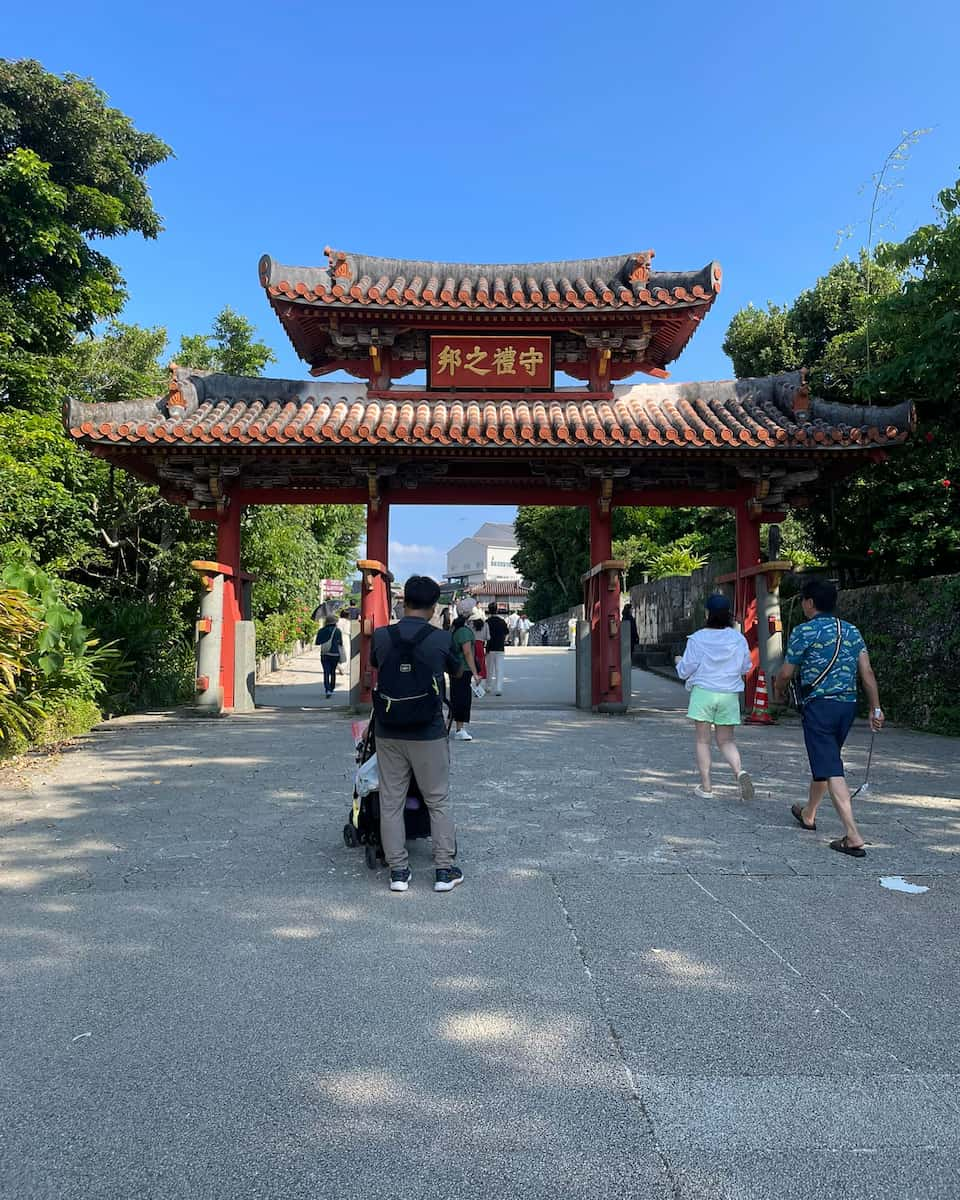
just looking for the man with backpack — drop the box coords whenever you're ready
[371,575,464,894]
[773,577,884,858]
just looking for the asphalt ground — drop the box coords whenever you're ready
[2,648,959,1199]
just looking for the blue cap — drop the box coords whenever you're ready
[705,593,731,612]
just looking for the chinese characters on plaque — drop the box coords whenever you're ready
[428,335,552,389]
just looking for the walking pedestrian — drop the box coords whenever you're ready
[675,594,755,800]
[622,603,640,656]
[515,612,532,647]
[336,608,351,678]
[314,615,344,699]
[449,598,479,740]
[506,610,519,646]
[773,577,884,858]
[485,603,509,695]
[471,616,489,679]
[370,575,463,894]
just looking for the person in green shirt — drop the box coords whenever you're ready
[450,598,478,741]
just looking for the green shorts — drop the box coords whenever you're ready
[686,685,742,726]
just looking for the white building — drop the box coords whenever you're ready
[445,522,520,587]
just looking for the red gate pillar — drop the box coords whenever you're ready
[735,494,762,711]
[589,495,613,563]
[216,500,244,711]
[358,500,392,706]
[585,496,626,711]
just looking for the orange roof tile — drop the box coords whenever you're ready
[66,369,912,454]
[259,250,720,315]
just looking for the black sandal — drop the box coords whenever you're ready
[829,837,866,858]
[790,803,816,831]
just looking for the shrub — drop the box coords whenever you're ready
[1,559,117,700]
[256,604,315,658]
[31,695,102,746]
[0,585,46,751]
[648,535,709,580]
[83,597,195,711]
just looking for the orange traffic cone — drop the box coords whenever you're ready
[746,669,775,725]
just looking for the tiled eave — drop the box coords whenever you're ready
[66,369,913,454]
[258,250,722,315]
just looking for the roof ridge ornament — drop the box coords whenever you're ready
[627,250,655,283]
[168,362,185,410]
[324,246,352,278]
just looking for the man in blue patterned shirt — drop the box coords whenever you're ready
[774,578,884,858]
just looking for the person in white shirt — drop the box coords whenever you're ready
[515,613,532,647]
[674,593,754,801]
[506,610,519,645]
[336,608,351,678]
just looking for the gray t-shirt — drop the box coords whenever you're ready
[370,618,459,741]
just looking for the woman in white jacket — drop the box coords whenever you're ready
[675,593,754,801]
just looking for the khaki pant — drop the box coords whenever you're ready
[377,736,456,869]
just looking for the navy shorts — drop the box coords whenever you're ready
[802,699,857,781]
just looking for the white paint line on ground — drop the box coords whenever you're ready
[880,875,930,894]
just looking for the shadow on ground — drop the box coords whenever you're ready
[2,654,959,1198]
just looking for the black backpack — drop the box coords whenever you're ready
[373,625,442,729]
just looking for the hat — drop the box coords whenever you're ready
[705,593,731,612]
[456,597,476,617]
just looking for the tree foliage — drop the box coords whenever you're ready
[723,180,960,581]
[514,506,735,620]
[722,254,900,399]
[0,59,171,410]
[176,307,276,377]
[0,61,363,744]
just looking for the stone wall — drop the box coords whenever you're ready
[829,575,960,736]
[626,562,727,646]
[623,566,960,735]
[531,605,584,646]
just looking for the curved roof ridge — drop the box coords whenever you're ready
[259,251,721,299]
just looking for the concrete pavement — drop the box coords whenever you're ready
[2,647,959,1198]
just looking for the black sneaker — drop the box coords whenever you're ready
[434,866,463,893]
[389,867,412,892]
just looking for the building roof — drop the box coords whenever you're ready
[259,249,722,379]
[66,368,912,454]
[471,523,517,545]
[472,580,529,597]
[259,250,721,315]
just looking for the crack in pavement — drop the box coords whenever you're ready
[549,870,684,1199]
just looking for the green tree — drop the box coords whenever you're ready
[0,59,170,411]
[513,507,589,619]
[723,254,900,399]
[514,505,735,620]
[61,320,167,405]
[723,185,960,581]
[177,306,276,376]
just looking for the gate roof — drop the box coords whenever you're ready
[259,248,722,378]
[65,369,913,512]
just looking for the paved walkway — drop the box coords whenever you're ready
[2,650,959,1198]
[256,644,685,711]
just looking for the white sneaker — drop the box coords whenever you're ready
[694,785,715,799]
[452,729,473,741]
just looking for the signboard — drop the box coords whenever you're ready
[428,335,553,390]
[321,578,345,599]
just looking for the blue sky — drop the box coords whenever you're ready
[8,0,960,583]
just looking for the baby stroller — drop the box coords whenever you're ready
[343,719,432,869]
